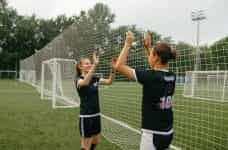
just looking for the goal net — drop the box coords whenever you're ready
[183,71,228,102]
[19,54,36,87]
[19,70,36,86]
[20,22,228,150]
[40,58,79,109]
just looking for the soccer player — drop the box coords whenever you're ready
[114,31,176,150]
[75,51,116,150]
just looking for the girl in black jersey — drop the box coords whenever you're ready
[76,51,116,150]
[114,31,177,150]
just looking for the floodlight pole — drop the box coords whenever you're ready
[192,10,206,71]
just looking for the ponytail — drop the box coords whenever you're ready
[76,63,82,77]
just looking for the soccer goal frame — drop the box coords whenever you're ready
[183,70,228,102]
[0,70,17,80]
[40,58,79,109]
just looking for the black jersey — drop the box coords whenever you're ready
[76,76,100,115]
[134,69,176,133]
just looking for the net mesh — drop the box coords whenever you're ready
[19,23,228,150]
[183,71,228,102]
[41,58,79,108]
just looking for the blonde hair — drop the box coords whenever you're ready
[76,58,90,76]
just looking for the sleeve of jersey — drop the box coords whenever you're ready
[97,77,101,85]
[92,76,100,85]
[133,69,148,84]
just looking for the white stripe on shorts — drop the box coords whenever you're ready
[81,117,84,136]
[80,113,100,118]
[142,128,173,135]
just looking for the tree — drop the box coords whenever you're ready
[0,0,7,9]
[0,4,79,70]
[209,37,228,70]
[163,36,174,44]
[0,2,19,70]
[88,3,115,33]
[171,42,195,74]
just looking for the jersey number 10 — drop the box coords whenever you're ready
[160,96,172,109]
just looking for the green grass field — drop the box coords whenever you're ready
[0,80,120,150]
[99,82,228,150]
[0,80,228,150]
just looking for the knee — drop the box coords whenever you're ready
[92,135,100,144]
[81,137,92,150]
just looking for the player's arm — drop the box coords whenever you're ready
[100,57,117,85]
[144,32,152,57]
[99,73,115,85]
[114,31,136,81]
[78,51,99,87]
[144,32,154,69]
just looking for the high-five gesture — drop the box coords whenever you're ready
[93,50,99,65]
[144,32,151,56]
[111,56,118,70]
[114,31,137,81]
[124,31,134,48]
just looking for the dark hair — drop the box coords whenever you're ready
[153,43,177,64]
[76,63,81,77]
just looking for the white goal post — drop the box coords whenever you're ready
[183,70,228,102]
[40,58,80,108]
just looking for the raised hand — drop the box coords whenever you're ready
[144,32,151,56]
[111,56,118,70]
[124,31,134,48]
[93,50,99,65]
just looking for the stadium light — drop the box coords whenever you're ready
[191,10,206,70]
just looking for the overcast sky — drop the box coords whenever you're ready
[7,0,228,45]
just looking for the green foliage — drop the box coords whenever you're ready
[0,5,77,70]
[88,3,115,33]
[1,1,227,73]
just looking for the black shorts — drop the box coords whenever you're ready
[79,115,101,138]
[140,131,173,150]
[153,133,173,150]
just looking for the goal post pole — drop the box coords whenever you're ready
[222,71,227,101]
[41,63,45,100]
